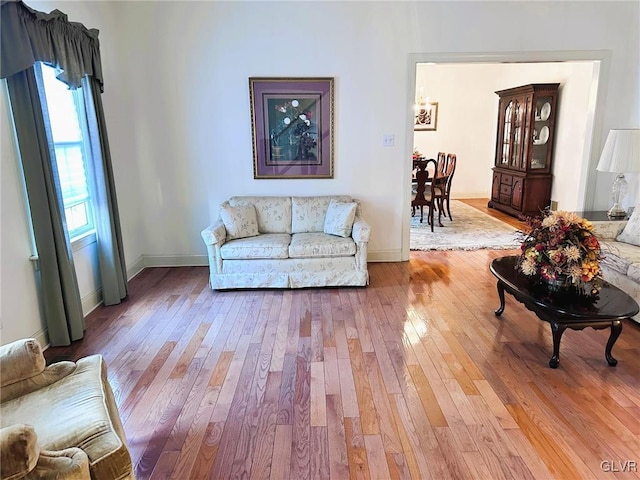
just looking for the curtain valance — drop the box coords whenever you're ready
[1,0,103,90]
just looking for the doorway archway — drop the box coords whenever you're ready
[402,51,610,261]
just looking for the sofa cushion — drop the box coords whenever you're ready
[289,233,356,258]
[616,205,640,246]
[230,196,292,234]
[601,240,640,275]
[324,200,357,238]
[220,203,259,240]
[291,195,352,233]
[220,233,291,260]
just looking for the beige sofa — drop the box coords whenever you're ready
[201,195,371,289]
[0,339,134,480]
[593,211,640,325]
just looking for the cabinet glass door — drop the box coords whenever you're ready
[500,101,512,165]
[531,96,552,169]
[510,98,524,169]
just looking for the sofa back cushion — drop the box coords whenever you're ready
[292,195,353,233]
[230,196,292,234]
[324,199,357,237]
[219,203,259,240]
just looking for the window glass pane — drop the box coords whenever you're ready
[39,63,94,238]
[41,66,82,143]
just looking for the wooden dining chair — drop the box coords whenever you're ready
[436,152,448,177]
[439,153,457,221]
[425,167,452,230]
[411,158,436,225]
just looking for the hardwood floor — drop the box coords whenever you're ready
[45,251,640,479]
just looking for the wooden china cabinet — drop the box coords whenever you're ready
[488,83,559,218]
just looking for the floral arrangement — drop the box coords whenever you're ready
[518,209,603,291]
[412,148,424,161]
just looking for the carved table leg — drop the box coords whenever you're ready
[605,320,623,366]
[549,322,567,368]
[494,281,505,317]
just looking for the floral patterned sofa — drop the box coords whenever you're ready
[592,206,640,325]
[201,195,371,289]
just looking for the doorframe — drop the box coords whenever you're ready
[402,50,611,261]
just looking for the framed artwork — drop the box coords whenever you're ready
[249,77,334,179]
[414,102,438,131]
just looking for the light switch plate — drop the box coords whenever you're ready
[382,134,395,147]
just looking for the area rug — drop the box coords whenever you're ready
[410,200,522,251]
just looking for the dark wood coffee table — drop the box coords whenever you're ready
[490,255,639,368]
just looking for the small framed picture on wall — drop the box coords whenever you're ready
[415,102,438,131]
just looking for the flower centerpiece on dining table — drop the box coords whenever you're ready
[517,209,603,295]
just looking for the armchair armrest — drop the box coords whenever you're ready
[0,339,46,388]
[201,220,227,246]
[0,424,90,480]
[1,338,76,403]
[0,424,39,480]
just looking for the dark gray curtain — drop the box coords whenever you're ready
[1,0,103,89]
[2,0,128,343]
[6,68,85,346]
[83,76,128,305]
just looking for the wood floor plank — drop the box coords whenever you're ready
[42,247,640,480]
[363,434,391,480]
[326,394,350,479]
[344,417,370,480]
[310,361,327,427]
[270,424,292,480]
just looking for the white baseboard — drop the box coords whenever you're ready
[127,255,145,280]
[33,328,49,351]
[126,254,207,280]
[81,288,103,316]
[368,250,403,262]
[141,255,208,268]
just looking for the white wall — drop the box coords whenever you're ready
[413,61,597,211]
[0,88,45,346]
[2,0,639,345]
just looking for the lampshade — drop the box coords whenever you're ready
[596,129,640,173]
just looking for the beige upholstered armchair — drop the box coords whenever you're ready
[0,339,134,480]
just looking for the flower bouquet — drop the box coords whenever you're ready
[517,209,603,295]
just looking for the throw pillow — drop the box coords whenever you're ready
[616,205,640,247]
[220,203,259,240]
[323,200,357,238]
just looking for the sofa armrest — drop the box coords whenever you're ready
[201,221,227,246]
[591,220,627,240]
[352,219,371,243]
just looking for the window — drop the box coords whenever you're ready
[38,63,94,240]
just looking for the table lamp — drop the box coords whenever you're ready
[596,129,640,218]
